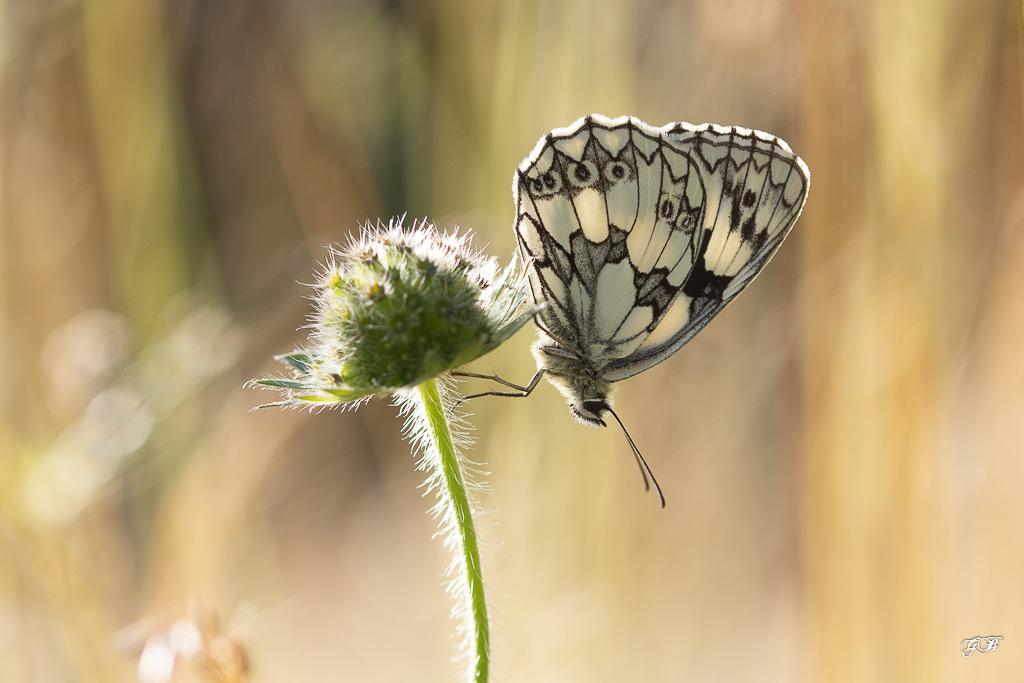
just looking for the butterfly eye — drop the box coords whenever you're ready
[567,161,598,188]
[576,399,609,426]
[603,161,631,183]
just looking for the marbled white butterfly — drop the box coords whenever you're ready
[462,115,809,504]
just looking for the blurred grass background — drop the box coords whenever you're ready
[2,0,1023,681]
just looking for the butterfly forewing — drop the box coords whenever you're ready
[514,115,809,383]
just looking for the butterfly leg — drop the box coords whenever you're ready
[449,370,546,411]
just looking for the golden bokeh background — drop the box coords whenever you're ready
[2,0,1022,681]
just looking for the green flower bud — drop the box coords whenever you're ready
[251,217,540,408]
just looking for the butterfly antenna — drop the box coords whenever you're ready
[605,407,666,508]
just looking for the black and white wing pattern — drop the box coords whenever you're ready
[513,114,809,383]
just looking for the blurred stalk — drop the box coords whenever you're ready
[0,0,197,679]
[80,0,197,335]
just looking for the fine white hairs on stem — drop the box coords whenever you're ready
[395,376,490,682]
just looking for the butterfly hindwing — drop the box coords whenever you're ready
[513,115,809,383]
[605,122,809,379]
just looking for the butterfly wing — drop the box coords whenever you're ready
[513,115,809,382]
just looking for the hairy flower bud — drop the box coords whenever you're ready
[251,217,540,407]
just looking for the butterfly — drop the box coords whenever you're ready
[460,115,809,505]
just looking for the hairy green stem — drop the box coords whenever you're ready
[417,378,489,682]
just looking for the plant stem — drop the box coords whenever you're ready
[417,378,490,683]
